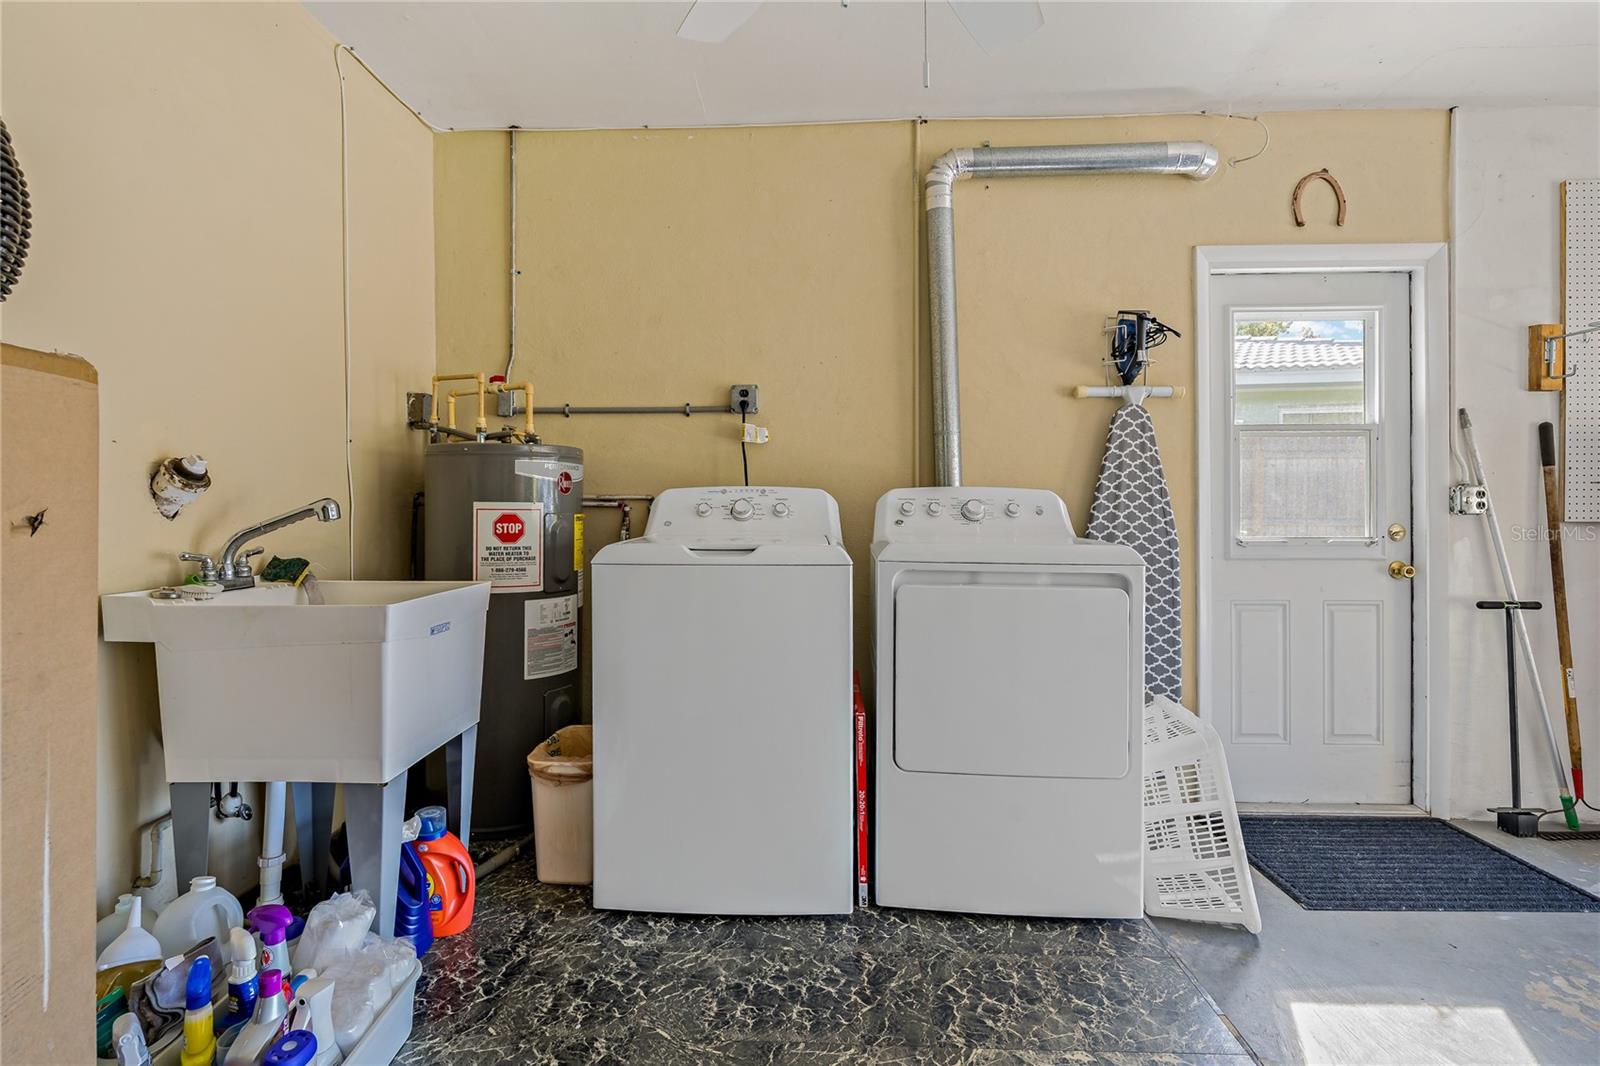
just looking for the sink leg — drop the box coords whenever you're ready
[345,769,406,937]
[445,724,477,849]
[290,782,337,897]
[169,781,212,889]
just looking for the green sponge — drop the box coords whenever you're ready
[260,556,312,585]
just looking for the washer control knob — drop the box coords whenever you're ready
[960,499,985,522]
[1005,502,1021,517]
[696,502,712,517]
[772,502,791,518]
[898,500,915,516]
[729,498,755,521]
[926,500,943,516]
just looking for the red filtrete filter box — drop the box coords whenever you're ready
[853,671,868,907]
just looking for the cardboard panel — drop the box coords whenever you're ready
[2,344,98,1063]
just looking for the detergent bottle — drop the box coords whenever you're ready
[412,805,475,936]
[394,839,434,957]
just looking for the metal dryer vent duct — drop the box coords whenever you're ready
[925,141,1220,486]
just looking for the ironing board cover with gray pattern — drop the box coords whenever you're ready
[1087,403,1182,700]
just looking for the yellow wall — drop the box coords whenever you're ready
[433,112,1449,690]
[1,2,436,911]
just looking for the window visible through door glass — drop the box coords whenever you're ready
[1233,318,1367,425]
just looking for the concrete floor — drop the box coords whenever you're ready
[1154,820,1600,1066]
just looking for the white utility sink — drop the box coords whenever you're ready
[102,580,490,784]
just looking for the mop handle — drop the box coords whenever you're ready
[1459,410,1578,826]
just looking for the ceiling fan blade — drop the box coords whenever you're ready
[676,1,764,44]
[948,1,1044,53]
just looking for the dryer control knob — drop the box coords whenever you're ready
[772,502,791,518]
[898,500,915,516]
[729,498,755,521]
[1004,502,1021,517]
[960,499,984,522]
[696,502,712,517]
[926,501,943,516]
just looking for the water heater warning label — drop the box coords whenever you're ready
[524,595,577,680]
[473,501,542,592]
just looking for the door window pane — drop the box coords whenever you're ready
[1234,317,1367,425]
[1237,430,1373,540]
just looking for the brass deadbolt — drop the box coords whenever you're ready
[1387,523,1407,542]
[1389,560,1417,580]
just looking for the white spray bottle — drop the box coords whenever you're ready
[288,977,341,1066]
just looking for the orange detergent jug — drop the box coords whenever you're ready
[412,805,475,936]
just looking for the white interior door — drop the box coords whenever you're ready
[1206,271,1413,803]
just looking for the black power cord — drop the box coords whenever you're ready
[739,398,750,487]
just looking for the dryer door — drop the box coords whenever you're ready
[894,580,1131,778]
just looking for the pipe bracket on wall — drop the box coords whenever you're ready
[490,383,760,419]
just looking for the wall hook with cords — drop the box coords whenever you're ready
[1292,168,1347,227]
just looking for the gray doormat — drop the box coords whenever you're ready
[1239,816,1600,912]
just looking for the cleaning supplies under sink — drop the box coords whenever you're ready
[224,967,289,1065]
[98,895,163,973]
[97,893,161,957]
[111,1011,153,1066]
[153,875,244,959]
[287,977,340,1066]
[247,903,295,1004]
[177,956,215,1066]
[412,805,475,936]
[217,926,259,1033]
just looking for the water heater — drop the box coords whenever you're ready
[423,440,584,833]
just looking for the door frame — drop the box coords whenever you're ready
[1194,243,1451,814]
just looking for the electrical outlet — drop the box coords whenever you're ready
[1449,483,1488,515]
[730,384,759,415]
[406,392,433,424]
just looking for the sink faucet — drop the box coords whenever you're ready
[179,497,342,590]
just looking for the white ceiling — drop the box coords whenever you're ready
[305,1,1600,131]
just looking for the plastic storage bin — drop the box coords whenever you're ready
[527,725,594,885]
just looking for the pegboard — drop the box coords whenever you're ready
[1565,180,1600,522]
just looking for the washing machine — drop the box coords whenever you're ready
[592,487,854,915]
[872,487,1145,918]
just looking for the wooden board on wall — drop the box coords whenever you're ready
[1,344,99,1064]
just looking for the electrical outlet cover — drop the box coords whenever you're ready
[730,384,759,415]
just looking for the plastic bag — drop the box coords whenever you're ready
[323,935,417,1055]
[293,891,376,973]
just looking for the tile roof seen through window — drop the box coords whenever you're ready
[1234,337,1362,371]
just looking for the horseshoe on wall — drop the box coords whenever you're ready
[1292,168,1347,227]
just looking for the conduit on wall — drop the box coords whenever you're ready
[925,141,1220,486]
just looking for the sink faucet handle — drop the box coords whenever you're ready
[178,551,218,582]
[233,546,265,573]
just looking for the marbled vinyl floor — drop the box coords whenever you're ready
[398,854,1251,1065]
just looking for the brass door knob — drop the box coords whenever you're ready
[1389,560,1417,580]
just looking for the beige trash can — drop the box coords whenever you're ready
[526,725,594,885]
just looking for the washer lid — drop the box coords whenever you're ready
[893,581,1133,779]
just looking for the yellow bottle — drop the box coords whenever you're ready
[179,955,216,1066]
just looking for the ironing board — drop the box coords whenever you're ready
[1087,402,1182,700]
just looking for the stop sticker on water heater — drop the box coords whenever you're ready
[473,501,542,592]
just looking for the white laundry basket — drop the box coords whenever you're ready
[1142,694,1261,933]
